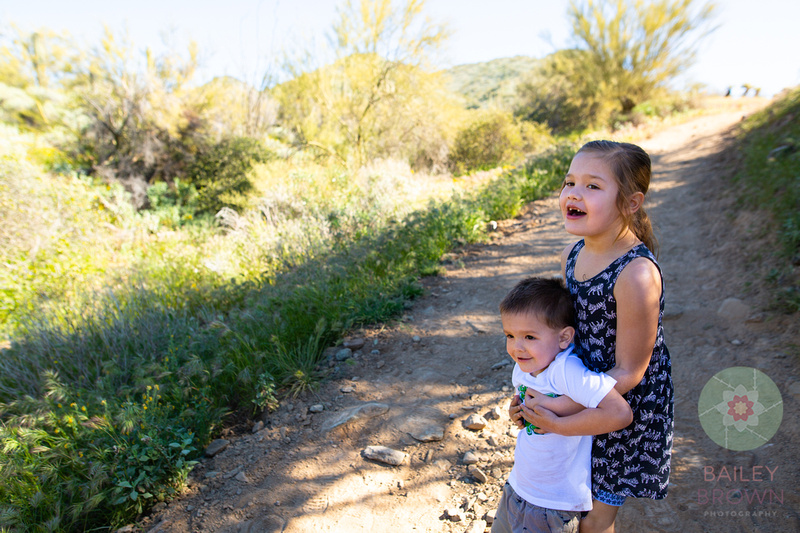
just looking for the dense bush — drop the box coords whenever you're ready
[189,137,272,215]
[450,110,522,175]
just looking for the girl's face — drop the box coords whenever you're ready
[559,152,624,240]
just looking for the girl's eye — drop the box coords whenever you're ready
[525,335,535,340]
[587,184,600,190]
[563,180,574,187]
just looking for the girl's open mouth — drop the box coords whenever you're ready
[567,207,586,217]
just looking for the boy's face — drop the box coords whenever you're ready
[501,312,574,376]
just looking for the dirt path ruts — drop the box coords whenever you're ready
[145,102,800,533]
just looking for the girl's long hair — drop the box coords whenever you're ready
[576,140,658,256]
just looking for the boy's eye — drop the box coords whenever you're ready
[563,180,574,187]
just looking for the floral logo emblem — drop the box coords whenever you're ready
[699,367,783,451]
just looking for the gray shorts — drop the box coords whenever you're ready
[491,482,581,533]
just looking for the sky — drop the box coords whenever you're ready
[2,0,799,97]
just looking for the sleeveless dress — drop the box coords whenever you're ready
[565,240,673,500]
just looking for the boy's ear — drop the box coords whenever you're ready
[628,191,645,214]
[559,326,575,349]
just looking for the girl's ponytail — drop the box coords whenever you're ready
[632,207,658,257]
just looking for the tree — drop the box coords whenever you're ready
[566,0,717,114]
[514,49,612,133]
[73,27,208,206]
[0,26,78,128]
[277,0,455,168]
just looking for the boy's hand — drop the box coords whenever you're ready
[508,394,525,429]
[524,389,584,417]
[520,403,558,434]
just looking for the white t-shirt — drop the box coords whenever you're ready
[508,344,617,512]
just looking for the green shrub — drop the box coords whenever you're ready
[450,110,522,175]
[190,137,272,214]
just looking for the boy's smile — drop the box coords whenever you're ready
[502,312,574,376]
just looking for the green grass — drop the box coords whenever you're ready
[0,136,576,531]
[731,86,800,312]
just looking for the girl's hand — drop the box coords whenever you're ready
[520,403,559,434]
[508,394,525,429]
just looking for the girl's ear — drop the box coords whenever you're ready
[628,191,645,214]
[559,326,575,349]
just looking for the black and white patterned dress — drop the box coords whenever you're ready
[565,240,673,500]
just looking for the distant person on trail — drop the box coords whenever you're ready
[493,277,632,533]
[510,140,674,533]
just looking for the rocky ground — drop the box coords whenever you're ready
[136,100,800,533]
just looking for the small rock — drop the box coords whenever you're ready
[409,423,445,442]
[376,360,385,369]
[204,471,220,479]
[491,467,502,479]
[186,505,195,512]
[412,335,421,342]
[341,386,355,393]
[464,519,487,533]
[446,508,464,522]
[491,359,512,370]
[309,404,324,413]
[476,492,488,502]
[717,298,750,323]
[788,382,800,397]
[343,338,366,350]
[449,413,459,419]
[731,339,743,346]
[335,348,353,361]
[323,402,390,433]
[235,471,249,483]
[251,421,264,433]
[114,526,136,533]
[434,459,451,470]
[204,439,230,457]
[507,427,519,438]
[371,349,381,356]
[486,406,503,420]
[462,451,480,465]
[362,445,407,466]
[464,414,488,431]
[484,509,496,524]
[468,465,488,483]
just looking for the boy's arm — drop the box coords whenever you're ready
[520,388,632,437]
[523,389,584,417]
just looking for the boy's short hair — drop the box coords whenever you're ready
[499,277,574,330]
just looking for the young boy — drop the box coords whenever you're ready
[493,277,632,533]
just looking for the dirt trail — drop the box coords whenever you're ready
[144,101,800,533]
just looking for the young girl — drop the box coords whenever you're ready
[512,140,673,533]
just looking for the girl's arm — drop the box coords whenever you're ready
[521,387,633,436]
[608,257,661,394]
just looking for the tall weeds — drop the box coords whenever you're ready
[0,143,575,531]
